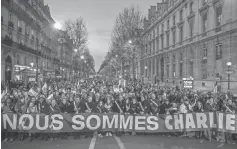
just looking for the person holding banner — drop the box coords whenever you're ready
[2,97,14,142]
[26,101,38,142]
[104,96,113,136]
[193,101,204,140]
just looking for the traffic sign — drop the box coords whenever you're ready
[225,70,235,74]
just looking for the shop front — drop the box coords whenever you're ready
[14,65,40,84]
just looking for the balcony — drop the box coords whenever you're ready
[2,0,41,30]
[31,35,35,41]
[18,27,22,33]
[25,31,29,37]
[215,26,222,33]
[189,37,193,42]
[201,32,207,37]
[2,35,13,46]
[8,21,14,29]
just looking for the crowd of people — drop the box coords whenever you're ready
[1,78,237,144]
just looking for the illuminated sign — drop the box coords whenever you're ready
[183,78,193,89]
[29,78,36,82]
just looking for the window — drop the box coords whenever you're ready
[16,55,20,65]
[203,48,207,58]
[216,6,222,27]
[24,57,27,65]
[153,59,155,75]
[172,30,176,45]
[156,38,159,52]
[190,2,193,14]
[172,54,176,78]
[8,13,13,21]
[167,33,169,47]
[173,15,176,25]
[167,20,170,29]
[1,16,3,23]
[153,41,155,54]
[203,13,207,32]
[166,64,169,78]
[179,62,183,78]
[180,26,183,42]
[180,9,183,21]
[161,35,164,49]
[180,52,183,62]
[216,43,222,60]
[18,20,21,27]
[162,23,164,33]
[190,22,193,38]
[202,59,207,79]
[190,49,194,60]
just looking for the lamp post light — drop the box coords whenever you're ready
[30,62,34,68]
[226,61,232,96]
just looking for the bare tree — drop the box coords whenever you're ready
[64,17,88,52]
[64,17,96,74]
[98,5,143,73]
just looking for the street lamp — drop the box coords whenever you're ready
[30,62,34,68]
[54,22,62,30]
[226,61,232,95]
[81,55,85,59]
[128,40,132,44]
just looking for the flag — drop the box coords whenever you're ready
[28,87,38,97]
[47,93,54,101]
[213,81,218,93]
[1,88,8,99]
[42,82,47,94]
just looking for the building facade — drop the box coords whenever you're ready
[1,0,73,83]
[140,0,237,92]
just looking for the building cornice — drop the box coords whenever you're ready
[142,0,185,35]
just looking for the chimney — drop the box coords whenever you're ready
[143,18,150,29]
[44,4,50,14]
[148,9,151,21]
[150,6,156,17]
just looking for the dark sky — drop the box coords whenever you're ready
[47,0,160,71]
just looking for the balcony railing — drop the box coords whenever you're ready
[201,32,207,37]
[2,35,13,46]
[18,27,22,33]
[215,26,222,33]
[8,21,14,29]
[3,0,41,30]
[189,37,193,42]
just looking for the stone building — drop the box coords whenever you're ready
[1,0,73,83]
[140,0,237,92]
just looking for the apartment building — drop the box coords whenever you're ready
[1,0,73,83]
[140,0,237,91]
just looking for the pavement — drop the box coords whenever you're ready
[2,135,236,149]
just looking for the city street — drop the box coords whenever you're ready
[2,135,236,149]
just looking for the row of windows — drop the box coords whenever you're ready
[144,2,223,45]
[16,54,52,69]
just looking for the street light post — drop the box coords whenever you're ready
[226,61,232,96]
